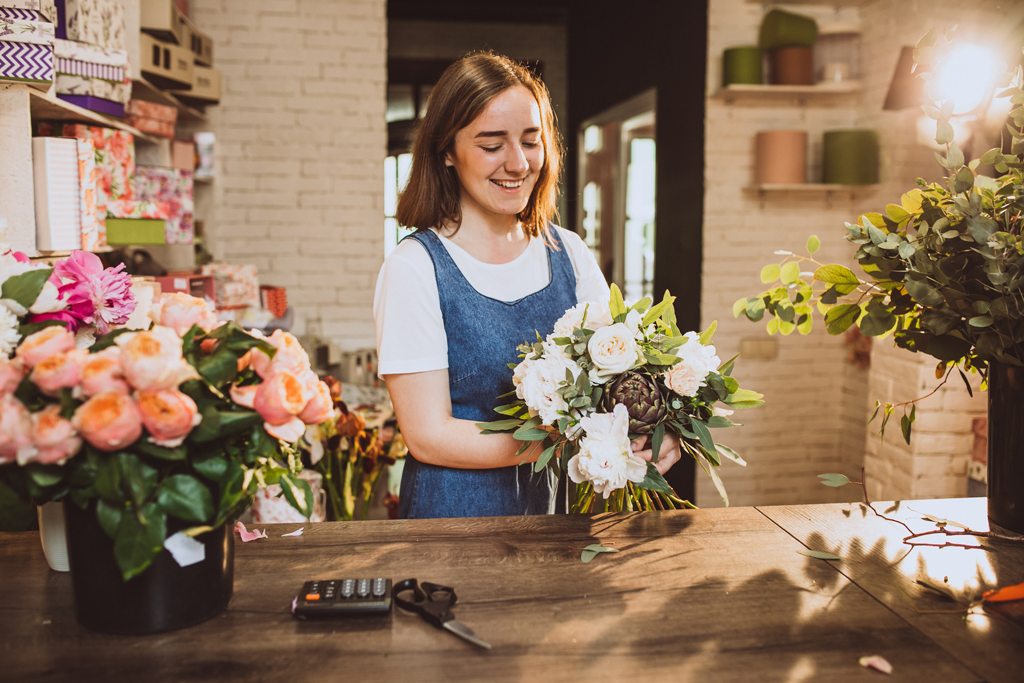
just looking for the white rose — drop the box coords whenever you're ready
[28,281,65,315]
[662,332,721,397]
[587,323,642,384]
[552,301,613,337]
[512,354,581,426]
[567,403,647,497]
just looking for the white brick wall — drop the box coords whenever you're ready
[701,0,1015,507]
[189,0,386,351]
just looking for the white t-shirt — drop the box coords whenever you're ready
[374,226,609,376]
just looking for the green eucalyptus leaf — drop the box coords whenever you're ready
[817,473,851,487]
[806,235,820,254]
[580,544,619,563]
[780,262,800,285]
[760,264,781,283]
[798,549,842,561]
[824,304,860,335]
[278,472,314,519]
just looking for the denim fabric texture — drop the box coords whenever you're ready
[398,228,578,519]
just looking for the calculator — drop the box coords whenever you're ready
[293,578,393,618]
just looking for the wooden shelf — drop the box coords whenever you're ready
[712,81,862,103]
[744,183,879,195]
[26,89,157,142]
[131,77,208,123]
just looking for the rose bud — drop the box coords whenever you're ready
[0,356,26,396]
[72,392,144,452]
[253,371,308,425]
[15,325,76,369]
[137,390,202,448]
[249,330,311,380]
[79,347,130,397]
[116,326,198,392]
[28,404,82,465]
[0,396,33,464]
[156,292,218,337]
[31,348,89,397]
[298,376,335,425]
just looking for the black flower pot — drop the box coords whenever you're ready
[987,362,1024,535]
[63,501,234,635]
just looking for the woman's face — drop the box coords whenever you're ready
[445,85,545,222]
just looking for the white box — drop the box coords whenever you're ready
[32,137,81,251]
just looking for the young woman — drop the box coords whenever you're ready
[374,53,680,519]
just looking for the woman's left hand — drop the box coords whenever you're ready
[631,432,681,476]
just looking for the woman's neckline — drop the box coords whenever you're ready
[430,227,539,268]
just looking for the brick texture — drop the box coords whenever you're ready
[189,0,386,350]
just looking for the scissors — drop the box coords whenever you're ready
[393,578,491,650]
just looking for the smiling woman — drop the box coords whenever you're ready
[373,53,670,519]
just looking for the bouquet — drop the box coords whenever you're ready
[0,247,334,580]
[477,285,763,512]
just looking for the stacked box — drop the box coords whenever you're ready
[76,137,100,250]
[155,274,214,302]
[0,1,55,21]
[125,98,176,138]
[105,198,167,245]
[0,15,54,89]
[260,285,287,319]
[139,31,190,89]
[200,263,259,310]
[55,0,126,50]
[171,140,193,171]
[32,137,81,251]
[183,15,210,66]
[140,0,186,45]
[168,63,218,103]
[135,165,193,244]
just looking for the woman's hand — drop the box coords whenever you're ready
[631,432,681,476]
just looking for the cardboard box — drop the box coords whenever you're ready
[168,63,217,103]
[155,274,213,301]
[135,165,193,244]
[140,0,186,45]
[0,16,54,44]
[184,16,210,66]
[125,97,176,122]
[0,1,55,22]
[32,137,81,251]
[139,31,191,90]
[0,40,52,89]
[200,263,259,310]
[57,0,126,50]
[53,37,126,80]
[56,74,130,103]
[58,93,124,117]
[105,198,167,245]
[171,140,193,171]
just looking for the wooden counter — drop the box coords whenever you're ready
[1,498,1022,682]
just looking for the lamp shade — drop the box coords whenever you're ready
[823,130,879,185]
[723,46,762,87]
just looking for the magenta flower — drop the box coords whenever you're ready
[34,252,137,335]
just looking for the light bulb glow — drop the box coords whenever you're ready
[934,44,998,115]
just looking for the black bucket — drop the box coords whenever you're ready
[63,501,234,635]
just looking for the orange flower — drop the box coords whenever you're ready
[0,396,33,464]
[72,392,143,452]
[0,357,26,396]
[137,390,201,448]
[298,376,335,425]
[15,326,76,369]
[31,349,89,397]
[249,330,311,380]
[115,326,198,392]
[79,347,130,397]
[27,404,82,465]
[253,371,308,425]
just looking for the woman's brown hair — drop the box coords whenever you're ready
[395,52,563,238]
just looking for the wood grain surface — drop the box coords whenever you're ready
[0,505,996,682]
[758,498,1024,683]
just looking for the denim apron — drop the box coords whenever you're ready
[398,227,578,518]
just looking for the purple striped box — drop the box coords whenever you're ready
[55,56,121,80]
[0,7,47,20]
[56,93,123,117]
[0,39,53,88]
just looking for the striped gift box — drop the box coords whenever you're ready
[0,7,47,20]
[54,55,121,80]
[0,40,53,87]
[32,137,82,252]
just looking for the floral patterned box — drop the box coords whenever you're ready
[0,16,54,44]
[135,166,193,244]
[76,137,100,250]
[125,98,176,122]
[105,199,168,245]
[0,1,56,22]
[55,0,125,50]
[200,263,259,310]
[56,74,129,102]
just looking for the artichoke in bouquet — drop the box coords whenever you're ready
[600,371,667,434]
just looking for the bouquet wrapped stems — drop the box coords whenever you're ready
[570,480,691,514]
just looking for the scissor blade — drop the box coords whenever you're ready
[443,619,492,649]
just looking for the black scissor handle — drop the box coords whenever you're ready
[393,578,457,627]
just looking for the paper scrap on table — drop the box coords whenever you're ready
[164,531,206,567]
[859,655,893,674]
[282,528,303,537]
[235,520,268,542]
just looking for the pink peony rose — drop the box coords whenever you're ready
[155,292,218,337]
[115,326,198,392]
[72,392,144,451]
[249,330,311,380]
[136,390,201,448]
[265,417,306,443]
[253,371,309,425]
[0,396,33,464]
[298,377,335,425]
[79,347,130,397]
[27,404,82,465]
[0,357,26,396]
[31,348,89,397]
[229,383,257,409]
[15,326,76,369]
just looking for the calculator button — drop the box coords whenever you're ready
[372,579,386,597]
[341,580,355,598]
[357,579,370,597]
[305,593,320,601]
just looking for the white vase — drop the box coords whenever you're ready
[38,502,70,572]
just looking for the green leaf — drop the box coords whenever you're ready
[733,298,748,318]
[641,296,675,328]
[609,283,627,318]
[94,455,124,504]
[697,320,717,346]
[817,473,851,487]
[197,345,239,388]
[935,119,954,145]
[946,142,964,169]
[157,475,214,523]
[119,453,159,510]
[980,147,1002,164]
[969,316,994,327]
[89,328,133,353]
[278,472,314,519]
[760,264,781,283]
[806,235,820,254]
[798,549,842,561]
[745,297,766,322]
[824,304,860,335]
[954,166,974,194]
[23,464,64,488]
[17,319,66,339]
[95,499,124,540]
[904,278,945,307]
[629,297,653,314]
[722,389,764,408]
[715,444,747,466]
[1,267,53,309]
[814,264,859,286]
[476,418,524,432]
[649,423,665,465]
[689,419,719,465]
[638,461,674,495]
[133,439,187,461]
[533,444,557,473]
[114,502,166,581]
[580,544,619,564]
[192,451,230,481]
[780,262,800,285]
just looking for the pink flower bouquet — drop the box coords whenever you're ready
[0,247,333,581]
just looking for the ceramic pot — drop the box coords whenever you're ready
[64,500,234,634]
[987,362,1024,534]
[38,501,70,572]
[754,131,807,184]
[769,46,814,85]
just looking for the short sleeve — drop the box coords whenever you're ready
[373,239,449,376]
[555,227,610,304]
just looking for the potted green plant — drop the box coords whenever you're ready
[0,249,334,634]
[734,29,1024,533]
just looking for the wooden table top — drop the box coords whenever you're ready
[1,498,1022,682]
